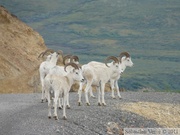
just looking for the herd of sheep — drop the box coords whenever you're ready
[38,49,133,120]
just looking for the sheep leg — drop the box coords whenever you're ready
[63,94,67,120]
[58,98,62,109]
[66,92,70,109]
[115,80,121,99]
[40,73,47,102]
[97,86,102,106]
[101,83,106,106]
[110,80,116,99]
[89,87,95,98]
[47,91,52,119]
[53,90,59,120]
[41,80,45,102]
[84,82,92,106]
[78,82,83,106]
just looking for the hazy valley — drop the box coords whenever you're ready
[1,0,180,91]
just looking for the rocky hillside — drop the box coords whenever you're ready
[0,6,47,93]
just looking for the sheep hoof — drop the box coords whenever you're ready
[48,116,51,119]
[52,106,54,109]
[58,107,62,109]
[119,97,122,99]
[98,102,101,106]
[54,116,58,120]
[102,103,106,106]
[86,103,90,106]
[63,116,67,120]
[67,105,71,109]
[46,99,48,102]
[78,102,81,106]
[41,100,44,103]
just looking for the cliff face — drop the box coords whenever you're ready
[0,6,47,93]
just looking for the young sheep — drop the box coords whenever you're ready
[38,49,63,102]
[44,63,84,120]
[78,56,122,106]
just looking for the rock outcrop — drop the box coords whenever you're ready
[0,5,47,93]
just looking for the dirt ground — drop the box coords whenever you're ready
[117,102,180,128]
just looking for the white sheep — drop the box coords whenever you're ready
[78,56,122,106]
[88,52,134,99]
[110,52,134,98]
[48,55,80,109]
[44,63,84,120]
[38,49,63,102]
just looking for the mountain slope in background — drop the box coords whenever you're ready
[0,6,47,93]
[1,0,180,91]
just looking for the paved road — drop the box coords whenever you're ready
[0,92,179,135]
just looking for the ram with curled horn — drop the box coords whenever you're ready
[48,58,81,109]
[77,55,123,106]
[44,62,84,120]
[38,49,63,102]
[107,51,133,99]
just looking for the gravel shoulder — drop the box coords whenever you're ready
[0,92,179,135]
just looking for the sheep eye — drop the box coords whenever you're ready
[76,72,78,75]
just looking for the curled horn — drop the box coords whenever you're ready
[64,63,79,72]
[119,52,130,63]
[105,56,119,67]
[70,55,79,63]
[38,52,45,58]
[38,49,54,58]
[63,54,73,65]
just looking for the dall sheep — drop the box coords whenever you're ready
[48,55,80,108]
[44,63,84,120]
[88,52,134,99]
[38,49,63,102]
[78,56,123,106]
[110,52,133,98]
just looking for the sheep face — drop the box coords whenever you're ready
[71,68,84,82]
[46,54,52,61]
[51,52,59,60]
[110,62,123,75]
[122,57,133,67]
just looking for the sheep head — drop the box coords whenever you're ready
[64,62,80,72]
[57,50,63,57]
[119,52,133,67]
[63,55,79,65]
[63,55,73,65]
[70,55,79,64]
[38,49,54,58]
[119,52,130,62]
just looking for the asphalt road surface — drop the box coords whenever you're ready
[0,92,179,135]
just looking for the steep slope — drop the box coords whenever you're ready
[0,6,47,93]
